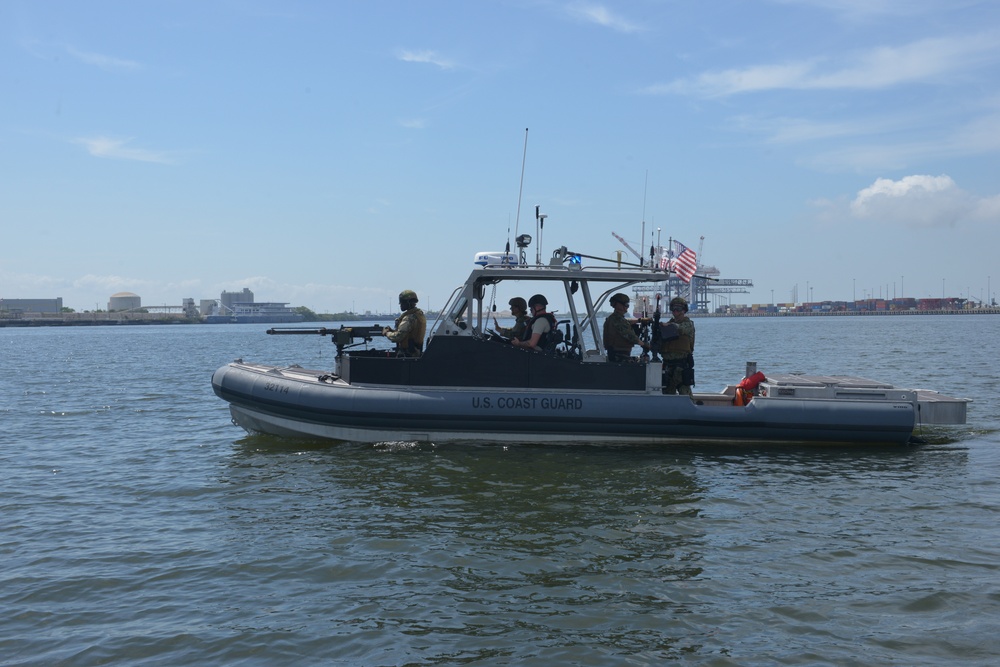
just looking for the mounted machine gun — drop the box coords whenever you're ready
[267,325,385,357]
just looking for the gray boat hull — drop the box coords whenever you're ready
[212,360,921,446]
[211,259,967,447]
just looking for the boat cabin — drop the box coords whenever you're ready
[341,247,668,391]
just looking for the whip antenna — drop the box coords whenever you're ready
[642,170,650,267]
[513,128,528,240]
[503,215,512,266]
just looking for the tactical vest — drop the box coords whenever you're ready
[660,315,693,357]
[521,313,557,348]
[603,314,635,353]
[395,308,427,357]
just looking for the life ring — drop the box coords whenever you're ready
[733,371,766,406]
[733,387,753,406]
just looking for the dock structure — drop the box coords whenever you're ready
[633,265,754,315]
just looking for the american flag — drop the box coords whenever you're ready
[666,240,698,283]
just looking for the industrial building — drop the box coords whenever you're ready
[0,298,64,314]
[207,288,303,323]
[2,286,300,325]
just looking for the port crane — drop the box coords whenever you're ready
[626,234,754,314]
[611,232,646,266]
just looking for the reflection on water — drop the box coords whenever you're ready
[219,439,712,661]
[213,435,994,664]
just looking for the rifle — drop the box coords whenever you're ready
[648,294,662,362]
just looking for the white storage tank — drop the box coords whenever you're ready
[108,292,141,312]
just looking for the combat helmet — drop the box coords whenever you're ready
[609,293,630,306]
[669,296,688,312]
[528,294,548,308]
[508,297,527,311]
[398,289,419,303]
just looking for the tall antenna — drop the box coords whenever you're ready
[503,214,512,266]
[641,170,649,267]
[535,205,547,265]
[513,128,528,239]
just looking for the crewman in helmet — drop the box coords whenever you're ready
[603,293,649,362]
[383,289,427,357]
[660,296,695,395]
[511,294,556,352]
[492,297,530,340]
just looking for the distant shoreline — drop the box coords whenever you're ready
[694,307,1000,317]
[3,308,998,327]
[0,318,391,328]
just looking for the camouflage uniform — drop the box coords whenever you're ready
[661,299,695,395]
[603,311,644,362]
[385,307,426,357]
[384,290,427,357]
[498,314,530,340]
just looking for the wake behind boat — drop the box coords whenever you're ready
[212,239,969,447]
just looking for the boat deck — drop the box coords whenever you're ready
[755,373,969,425]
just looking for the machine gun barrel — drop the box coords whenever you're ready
[267,324,387,358]
[267,325,385,347]
[267,325,384,337]
[267,327,337,335]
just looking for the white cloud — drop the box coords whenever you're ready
[73,136,173,164]
[74,274,153,292]
[565,3,644,33]
[769,0,947,21]
[736,115,888,144]
[972,194,1000,222]
[849,175,977,227]
[0,270,65,292]
[643,62,815,97]
[220,276,276,292]
[802,109,1000,171]
[399,118,427,129]
[949,112,1000,154]
[66,46,140,72]
[646,32,1000,97]
[812,34,999,89]
[809,142,930,172]
[397,49,456,70]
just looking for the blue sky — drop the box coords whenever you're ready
[2,0,998,313]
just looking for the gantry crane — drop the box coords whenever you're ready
[611,232,645,266]
[629,234,754,313]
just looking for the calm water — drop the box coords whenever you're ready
[2,316,998,666]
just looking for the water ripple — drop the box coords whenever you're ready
[2,320,999,665]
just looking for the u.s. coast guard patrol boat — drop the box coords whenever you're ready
[212,239,968,447]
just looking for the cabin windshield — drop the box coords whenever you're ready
[428,259,664,359]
